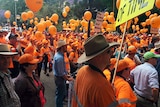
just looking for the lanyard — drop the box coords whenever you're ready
[88,63,106,79]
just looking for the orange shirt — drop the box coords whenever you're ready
[140,39,148,47]
[103,69,111,81]
[0,37,7,43]
[64,53,70,73]
[114,76,137,107]
[72,65,117,107]
[69,51,78,63]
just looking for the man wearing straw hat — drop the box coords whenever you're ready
[0,43,21,107]
[72,34,119,107]
[53,39,74,107]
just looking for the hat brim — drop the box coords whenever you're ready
[28,59,39,64]
[153,54,160,59]
[77,42,119,63]
[0,52,18,55]
[154,47,160,51]
[56,44,68,49]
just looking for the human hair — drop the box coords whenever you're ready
[57,47,61,51]
[19,63,30,73]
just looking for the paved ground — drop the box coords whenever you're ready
[40,70,68,107]
[40,70,160,107]
[40,71,55,107]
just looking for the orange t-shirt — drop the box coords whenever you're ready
[64,53,70,72]
[72,65,117,107]
[114,76,137,107]
[103,69,111,81]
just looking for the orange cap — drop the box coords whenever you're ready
[116,59,129,72]
[24,45,34,54]
[128,45,137,54]
[18,53,39,64]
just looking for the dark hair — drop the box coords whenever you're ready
[19,63,30,72]
[9,33,17,40]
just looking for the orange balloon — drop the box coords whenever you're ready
[62,11,67,18]
[21,12,28,21]
[34,31,45,41]
[37,23,45,32]
[30,19,34,24]
[4,10,11,19]
[110,12,114,16]
[150,16,160,28]
[51,13,59,22]
[145,11,151,17]
[25,0,43,12]
[102,21,108,28]
[45,20,52,27]
[65,6,70,13]
[145,19,150,25]
[48,25,57,35]
[27,11,34,19]
[116,0,121,9]
[13,21,16,26]
[84,11,92,21]
[107,15,115,23]
[155,0,160,9]
[141,22,146,27]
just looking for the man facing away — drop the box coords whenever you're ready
[72,34,119,107]
[130,51,159,107]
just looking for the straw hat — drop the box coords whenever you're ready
[154,41,160,50]
[0,43,18,55]
[56,40,67,49]
[77,34,119,63]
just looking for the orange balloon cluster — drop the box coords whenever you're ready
[25,0,43,12]
[4,10,11,19]
[62,6,70,18]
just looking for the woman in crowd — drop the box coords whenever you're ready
[14,53,46,107]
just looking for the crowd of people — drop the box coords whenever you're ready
[0,27,160,107]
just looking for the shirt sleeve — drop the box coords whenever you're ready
[54,56,67,76]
